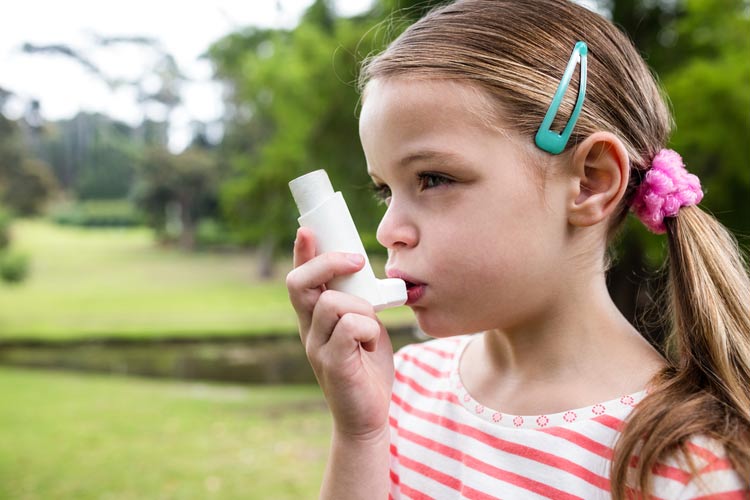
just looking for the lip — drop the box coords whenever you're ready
[386,268,427,305]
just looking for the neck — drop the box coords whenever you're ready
[486,276,631,377]
[461,273,665,414]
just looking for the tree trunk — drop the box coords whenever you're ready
[178,198,196,250]
[257,236,276,280]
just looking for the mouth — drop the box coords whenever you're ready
[386,269,427,305]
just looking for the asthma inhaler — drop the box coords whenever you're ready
[289,169,407,311]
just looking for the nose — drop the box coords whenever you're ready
[376,199,418,250]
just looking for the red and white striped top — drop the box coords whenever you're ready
[388,335,748,499]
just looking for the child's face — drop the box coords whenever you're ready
[360,78,572,337]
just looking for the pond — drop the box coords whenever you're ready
[0,326,422,384]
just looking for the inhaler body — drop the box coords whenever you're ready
[289,170,406,311]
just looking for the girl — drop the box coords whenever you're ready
[286,0,750,498]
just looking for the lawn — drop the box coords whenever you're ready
[0,220,414,341]
[0,366,331,499]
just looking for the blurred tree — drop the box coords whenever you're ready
[0,116,23,189]
[374,0,452,21]
[21,37,180,206]
[603,0,750,340]
[0,207,10,249]
[0,115,58,215]
[132,146,221,249]
[606,0,683,71]
[22,37,185,124]
[211,0,391,278]
[0,115,37,285]
[3,158,59,215]
[0,206,30,285]
[38,113,140,200]
[663,0,750,235]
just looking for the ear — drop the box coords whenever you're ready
[567,132,630,228]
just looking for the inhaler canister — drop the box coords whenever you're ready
[289,170,407,311]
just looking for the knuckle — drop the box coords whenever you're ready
[338,312,362,331]
[363,316,380,336]
[367,315,381,330]
[304,339,318,361]
[337,312,355,330]
[317,289,338,310]
[285,268,299,290]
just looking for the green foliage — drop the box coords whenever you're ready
[4,158,59,215]
[608,0,683,72]
[132,147,221,248]
[0,207,10,249]
[590,0,749,268]
[0,206,30,285]
[0,250,30,284]
[37,112,142,200]
[0,116,59,215]
[376,0,452,22]
[662,0,750,234]
[195,217,239,248]
[210,1,393,253]
[49,199,143,228]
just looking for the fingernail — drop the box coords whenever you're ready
[347,253,364,265]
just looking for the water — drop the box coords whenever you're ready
[0,326,421,384]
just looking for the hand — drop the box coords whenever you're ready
[286,227,395,440]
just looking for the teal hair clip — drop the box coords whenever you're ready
[535,41,588,155]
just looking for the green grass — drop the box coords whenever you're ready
[0,367,331,499]
[0,220,414,341]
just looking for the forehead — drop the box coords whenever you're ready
[359,79,509,165]
[359,78,501,139]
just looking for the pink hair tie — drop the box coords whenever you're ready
[630,149,704,234]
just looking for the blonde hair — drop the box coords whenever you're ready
[359,0,750,496]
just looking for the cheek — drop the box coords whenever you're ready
[425,207,552,307]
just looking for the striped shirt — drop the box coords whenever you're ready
[389,335,748,499]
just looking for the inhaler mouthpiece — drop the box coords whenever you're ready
[290,170,407,311]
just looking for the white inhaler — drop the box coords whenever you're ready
[289,169,407,311]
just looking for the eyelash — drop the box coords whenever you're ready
[371,172,454,204]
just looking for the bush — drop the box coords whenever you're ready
[50,200,143,228]
[0,250,30,284]
[0,207,11,250]
[196,218,239,249]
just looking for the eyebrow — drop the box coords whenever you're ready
[368,150,471,179]
[396,150,469,169]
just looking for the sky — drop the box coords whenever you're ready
[0,0,373,151]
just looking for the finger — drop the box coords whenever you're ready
[307,290,376,350]
[288,228,323,335]
[326,312,382,356]
[293,227,317,269]
[286,251,365,314]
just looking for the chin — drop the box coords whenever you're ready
[414,309,472,339]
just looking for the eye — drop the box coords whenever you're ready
[371,182,391,205]
[417,172,454,191]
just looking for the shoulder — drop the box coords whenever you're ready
[391,336,467,400]
[390,336,466,426]
[653,435,748,499]
[394,335,466,374]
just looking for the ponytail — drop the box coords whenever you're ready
[611,206,750,497]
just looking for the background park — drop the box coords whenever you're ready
[0,0,747,498]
